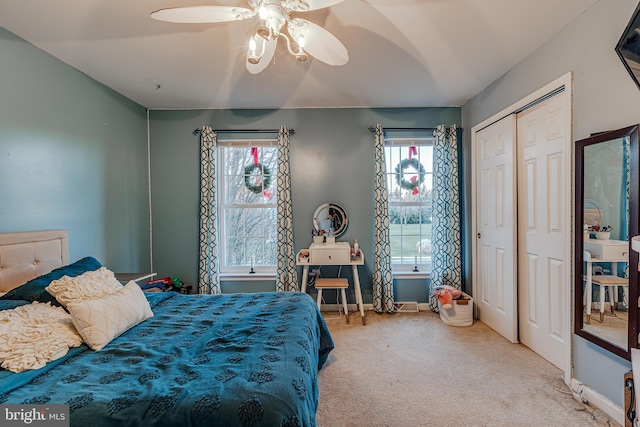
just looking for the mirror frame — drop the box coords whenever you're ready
[313,203,348,238]
[615,1,640,92]
[574,124,639,360]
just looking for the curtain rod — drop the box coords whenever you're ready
[369,127,436,132]
[368,126,463,132]
[193,128,295,135]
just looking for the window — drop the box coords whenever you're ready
[218,140,278,274]
[385,137,433,272]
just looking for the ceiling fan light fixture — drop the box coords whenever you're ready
[258,4,268,19]
[295,35,307,61]
[256,25,272,40]
[151,0,349,74]
[280,32,307,62]
[248,36,261,64]
[256,0,286,40]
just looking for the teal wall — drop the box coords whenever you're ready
[149,108,461,304]
[462,0,640,408]
[0,27,150,271]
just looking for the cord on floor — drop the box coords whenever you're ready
[555,383,612,425]
[319,289,345,321]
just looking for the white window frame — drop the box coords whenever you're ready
[217,138,278,275]
[385,136,433,274]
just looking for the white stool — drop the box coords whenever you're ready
[583,250,629,324]
[315,278,350,324]
[590,274,629,323]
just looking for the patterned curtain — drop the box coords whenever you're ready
[622,137,630,279]
[372,124,396,313]
[198,126,220,294]
[429,124,462,312]
[276,126,299,292]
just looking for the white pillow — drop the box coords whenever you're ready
[46,267,123,307]
[0,302,83,372]
[67,281,153,351]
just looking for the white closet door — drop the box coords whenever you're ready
[517,92,570,371]
[475,115,518,343]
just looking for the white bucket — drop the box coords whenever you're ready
[438,293,473,327]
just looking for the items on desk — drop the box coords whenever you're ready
[312,229,324,244]
[586,224,613,240]
[298,250,310,263]
[591,225,613,232]
[351,239,361,260]
[595,226,612,240]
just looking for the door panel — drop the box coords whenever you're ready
[475,115,518,343]
[517,93,569,371]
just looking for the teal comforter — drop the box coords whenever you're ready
[0,291,334,427]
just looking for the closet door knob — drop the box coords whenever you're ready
[477,233,481,238]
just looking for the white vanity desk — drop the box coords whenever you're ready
[296,242,366,324]
[583,238,629,323]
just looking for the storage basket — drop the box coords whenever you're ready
[437,292,473,327]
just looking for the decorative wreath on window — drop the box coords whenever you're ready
[394,158,426,191]
[244,163,272,194]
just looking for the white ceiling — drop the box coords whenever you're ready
[0,0,599,109]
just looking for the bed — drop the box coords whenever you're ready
[0,230,334,426]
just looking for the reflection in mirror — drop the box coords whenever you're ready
[575,124,639,360]
[313,203,348,238]
[583,137,629,349]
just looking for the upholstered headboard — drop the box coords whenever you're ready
[0,230,69,293]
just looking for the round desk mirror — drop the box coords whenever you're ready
[313,203,348,238]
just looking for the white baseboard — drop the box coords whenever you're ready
[570,378,624,425]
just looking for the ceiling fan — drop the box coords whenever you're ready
[151,0,349,74]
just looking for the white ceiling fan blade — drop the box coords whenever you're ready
[288,18,348,66]
[283,0,344,12]
[246,38,277,74]
[151,6,254,24]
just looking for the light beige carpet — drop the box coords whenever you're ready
[583,309,628,350]
[317,310,620,427]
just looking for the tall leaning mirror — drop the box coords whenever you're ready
[575,124,639,360]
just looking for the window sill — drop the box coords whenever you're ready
[219,272,276,281]
[392,270,431,280]
[220,271,430,280]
